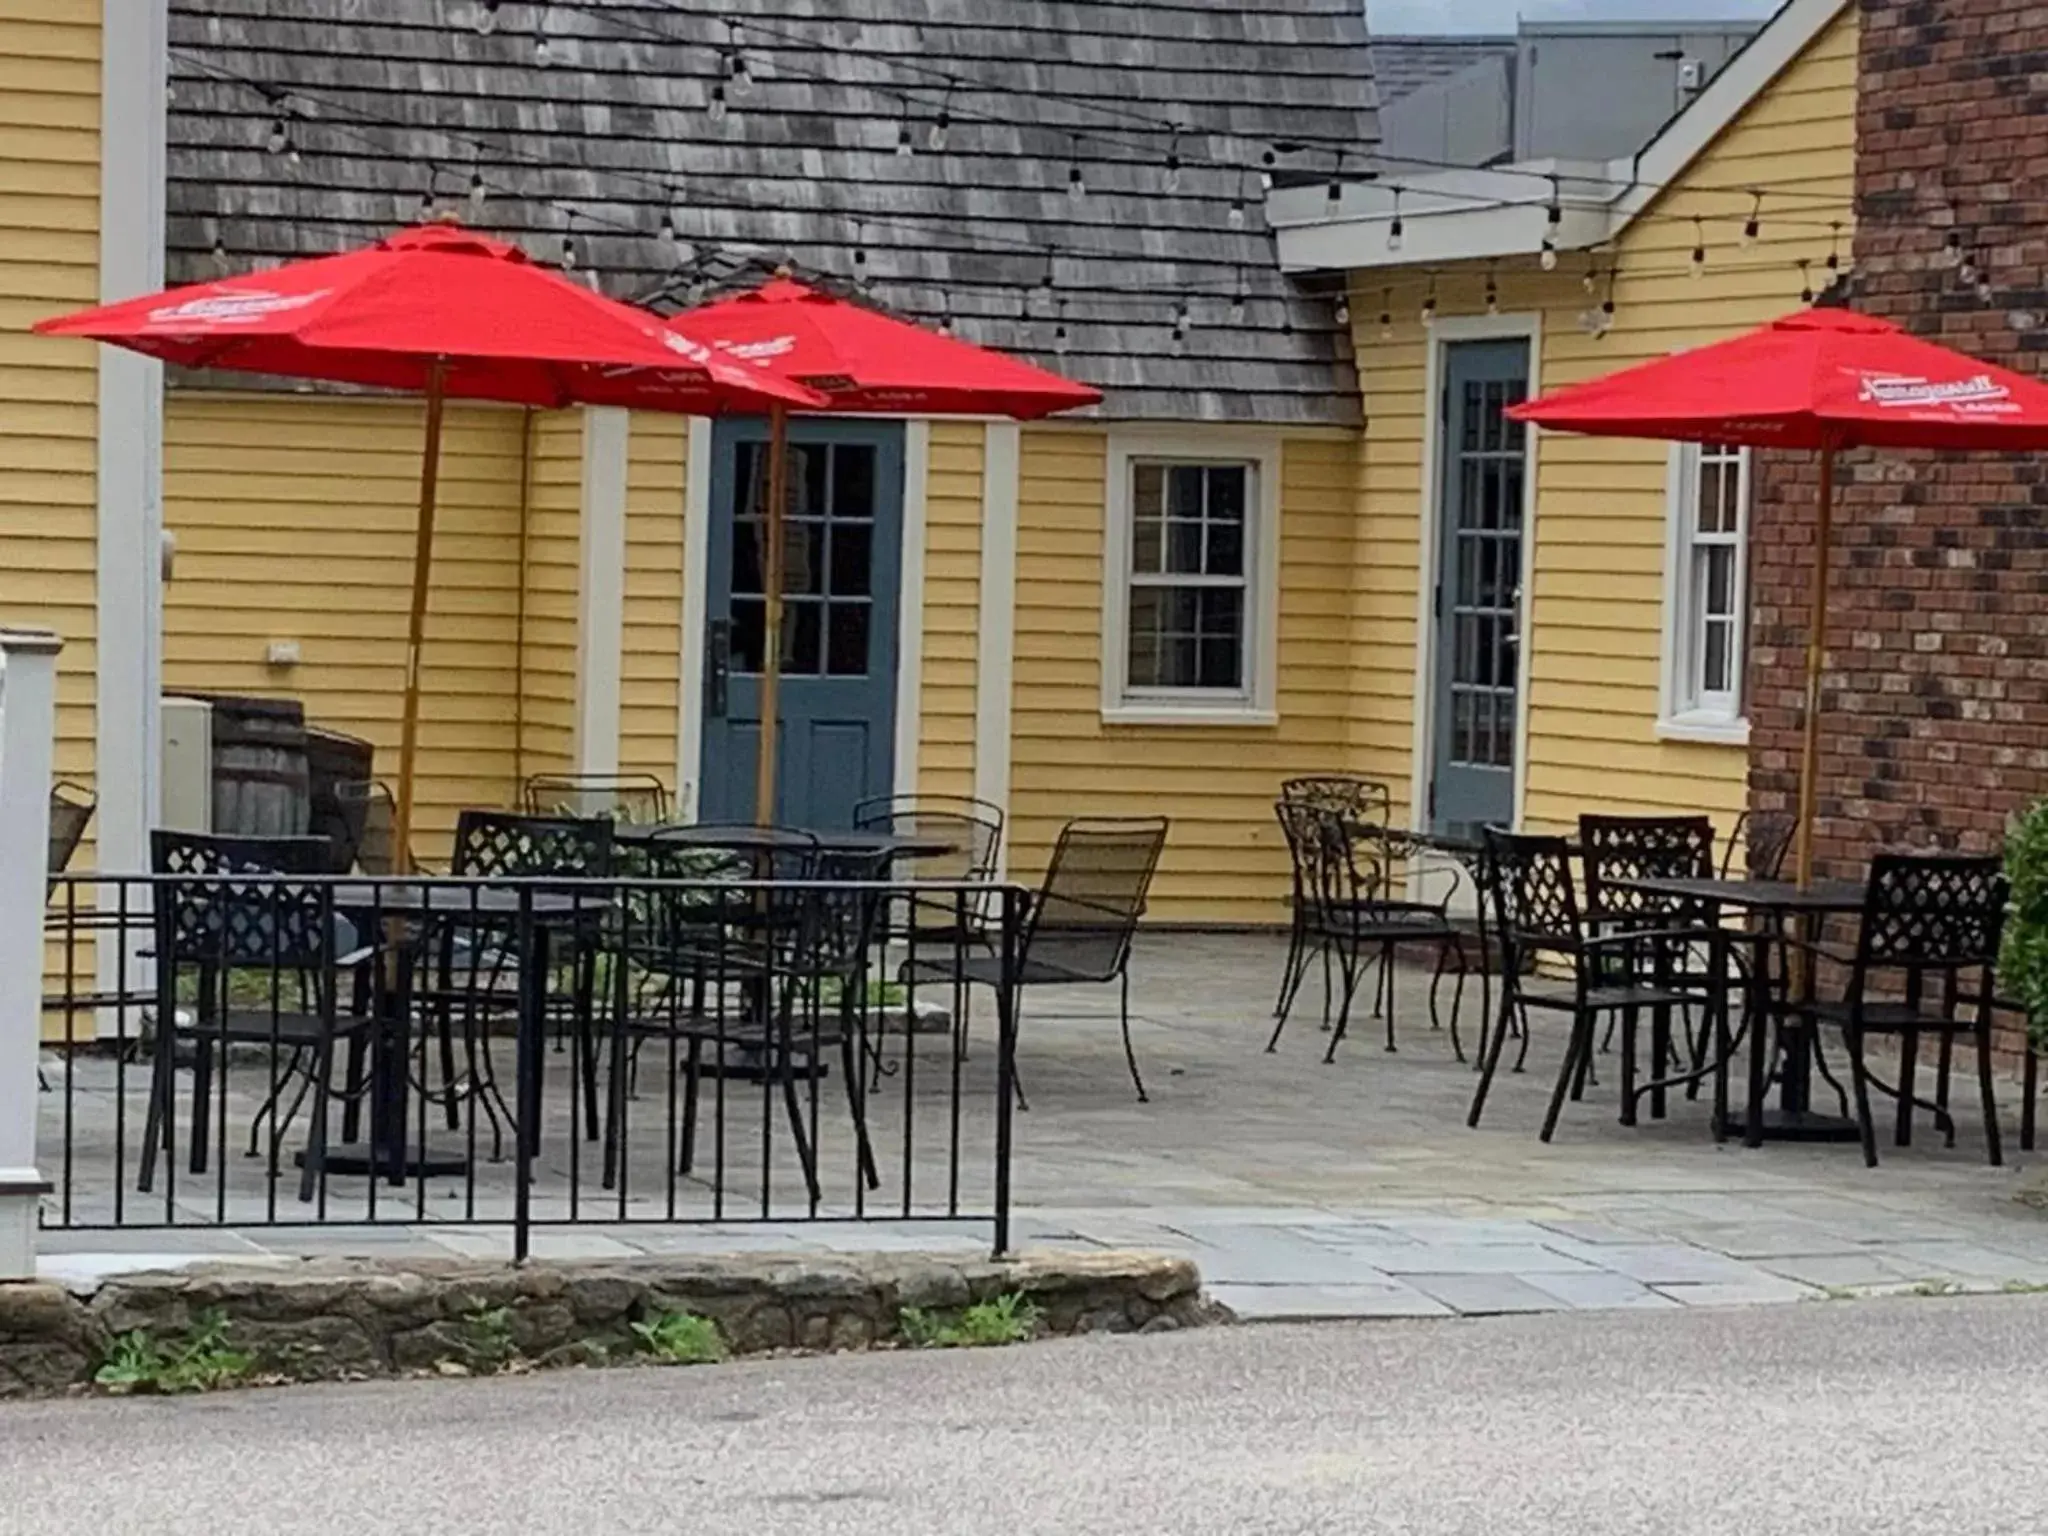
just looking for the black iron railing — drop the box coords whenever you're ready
[40,873,1022,1259]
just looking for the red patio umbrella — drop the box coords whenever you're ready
[665,276,1101,822]
[37,225,824,864]
[1511,307,2048,884]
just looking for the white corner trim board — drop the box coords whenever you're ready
[675,417,714,819]
[574,407,629,777]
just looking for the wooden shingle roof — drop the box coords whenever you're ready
[166,0,1379,424]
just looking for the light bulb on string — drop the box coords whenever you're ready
[1540,178,1561,270]
[1690,218,1706,280]
[416,187,437,222]
[1229,269,1248,327]
[1386,189,1403,252]
[1741,192,1761,247]
[468,171,488,209]
[1944,227,1964,269]
[1485,267,1500,317]
[1582,254,1598,295]
[726,24,751,98]
[1799,259,1815,305]
[1959,249,1979,286]
[1171,298,1191,354]
[1333,292,1351,328]
[1540,238,1558,272]
[1826,221,1842,275]
[534,29,552,67]
[1164,131,1183,195]
[896,119,914,158]
[1326,150,1344,213]
[659,207,679,251]
[1977,275,1996,304]
[1054,297,1071,355]
[266,115,290,155]
[708,81,728,123]
[474,0,499,36]
[559,232,577,270]
[928,92,951,152]
[1421,282,1437,328]
[1378,288,1393,341]
[1228,195,1247,231]
[1258,145,1277,193]
[1067,138,1086,203]
[211,231,229,274]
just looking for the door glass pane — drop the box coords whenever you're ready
[829,522,873,598]
[784,521,825,595]
[833,444,876,521]
[787,444,827,518]
[1127,587,1164,687]
[731,597,765,673]
[1132,463,1166,519]
[731,519,763,596]
[785,600,822,676]
[1132,516,1164,573]
[827,603,870,677]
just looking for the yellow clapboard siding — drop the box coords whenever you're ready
[620,413,685,791]
[0,5,100,898]
[1007,429,1359,922]
[163,393,527,858]
[917,420,983,801]
[1340,5,1856,863]
[518,410,581,785]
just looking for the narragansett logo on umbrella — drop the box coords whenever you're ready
[1853,370,2015,412]
[146,289,330,327]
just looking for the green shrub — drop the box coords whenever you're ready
[95,1309,253,1395]
[898,1292,1041,1349]
[2001,799,2048,1051]
[630,1310,727,1365]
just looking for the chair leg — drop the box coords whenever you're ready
[1118,970,1148,1104]
[1896,1029,1919,1148]
[1618,1008,1639,1127]
[1977,1021,2005,1168]
[1321,944,1366,1065]
[1267,933,1316,1053]
[297,1037,336,1204]
[1466,977,1518,1129]
[1382,945,1398,1053]
[838,1000,882,1189]
[189,1038,214,1177]
[1845,1029,1880,1169]
[2024,1045,2039,1154]
[1274,915,1307,1019]
[1541,1013,1592,1144]
[340,1032,369,1144]
[677,1038,703,1176]
[1649,1004,1671,1121]
[138,1042,171,1195]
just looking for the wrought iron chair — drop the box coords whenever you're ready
[906,816,1169,1104]
[1275,775,1394,1022]
[1721,810,1795,881]
[1581,814,1716,1114]
[1268,802,1469,1060]
[523,772,671,825]
[141,831,374,1203]
[1468,830,1720,1142]
[1801,854,2009,1168]
[854,792,1005,940]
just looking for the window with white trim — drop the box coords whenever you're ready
[1664,442,1750,732]
[1102,440,1279,722]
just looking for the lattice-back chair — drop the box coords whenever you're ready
[1275,776,1394,1021]
[523,772,671,825]
[1468,830,1717,1142]
[142,831,373,1202]
[46,780,94,899]
[331,779,399,876]
[1268,803,1471,1062]
[1807,854,2009,1168]
[855,793,1005,955]
[1720,811,1795,881]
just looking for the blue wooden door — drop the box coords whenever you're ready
[1430,341,1529,840]
[700,418,903,828]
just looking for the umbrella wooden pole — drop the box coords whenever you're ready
[1792,445,1837,892]
[393,359,448,875]
[753,405,790,825]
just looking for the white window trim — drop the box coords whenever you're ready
[1658,440,1752,747]
[1100,430,1282,726]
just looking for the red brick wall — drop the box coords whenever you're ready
[1747,0,2048,882]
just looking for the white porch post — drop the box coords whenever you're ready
[972,422,1021,880]
[0,631,62,1278]
[573,407,629,777]
[95,0,169,1009]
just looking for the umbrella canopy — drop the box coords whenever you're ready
[665,276,1100,824]
[1510,305,2048,888]
[37,225,827,866]
[664,276,1103,419]
[35,224,826,415]
[1509,307,2048,451]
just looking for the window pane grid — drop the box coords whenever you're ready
[1124,459,1254,697]
[1675,443,1747,715]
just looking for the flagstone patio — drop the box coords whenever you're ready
[36,933,2048,1319]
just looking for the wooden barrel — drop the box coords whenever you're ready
[203,695,310,838]
[305,726,376,873]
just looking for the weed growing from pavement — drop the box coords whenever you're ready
[95,1309,253,1394]
[899,1292,1042,1348]
[631,1311,727,1365]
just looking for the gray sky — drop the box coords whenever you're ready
[1371,0,1782,34]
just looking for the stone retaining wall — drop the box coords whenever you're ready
[0,1250,1224,1397]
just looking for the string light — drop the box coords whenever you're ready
[1540,177,1561,270]
[928,89,951,152]
[659,206,679,250]
[468,169,488,209]
[1326,150,1344,212]
[1959,248,1979,286]
[1386,189,1404,253]
[1599,267,1617,336]
[935,291,953,337]
[1334,290,1351,328]
[1170,297,1191,354]
[1164,130,1183,195]
[1485,266,1500,317]
[726,23,752,97]
[1799,258,1814,305]
[559,231,577,270]
[1741,191,1761,247]
[1258,144,1277,193]
[211,230,229,274]
[266,114,290,155]
[416,184,437,221]
[896,118,914,157]
[1421,277,1437,329]
[1943,226,1964,269]
[852,221,870,288]
[1977,270,1996,304]
[534,21,552,67]
[1054,295,1070,354]
[1690,218,1706,280]
[1067,136,1086,203]
[473,0,500,36]
[1378,287,1392,341]
[1229,267,1248,327]
[1825,221,1842,274]
[708,78,728,123]
[1583,253,1599,294]
[1228,192,1247,232]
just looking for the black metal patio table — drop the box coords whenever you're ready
[1609,874,1866,1147]
[324,881,588,1182]
[611,823,959,864]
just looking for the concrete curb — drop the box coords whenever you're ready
[0,1249,1229,1397]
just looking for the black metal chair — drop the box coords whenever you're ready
[1267,802,1469,1060]
[523,772,671,824]
[855,792,1004,945]
[1468,830,1720,1142]
[332,779,399,875]
[908,816,1168,1104]
[1803,854,2009,1169]
[1275,775,1394,1021]
[140,831,373,1203]
[1722,810,1795,881]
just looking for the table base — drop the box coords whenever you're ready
[301,1142,474,1180]
[1719,1109,1861,1144]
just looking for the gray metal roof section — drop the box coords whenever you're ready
[1369,35,1516,106]
[165,0,1381,425]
